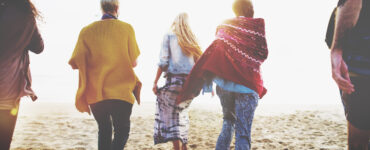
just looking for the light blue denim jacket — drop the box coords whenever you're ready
[158,32,195,74]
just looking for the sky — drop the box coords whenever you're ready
[27,0,340,105]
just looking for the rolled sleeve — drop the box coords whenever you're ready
[158,34,170,69]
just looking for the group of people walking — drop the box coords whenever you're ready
[1,0,370,150]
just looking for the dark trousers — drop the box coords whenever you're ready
[341,76,370,130]
[0,109,18,150]
[90,100,133,150]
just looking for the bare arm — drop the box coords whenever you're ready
[154,67,163,85]
[331,0,362,50]
[152,67,163,94]
[330,0,362,94]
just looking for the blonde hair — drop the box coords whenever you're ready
[101,0,119,14]
[233,0,254,17]
[172,13,202,61]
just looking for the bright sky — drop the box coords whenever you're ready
[28,0,340,105]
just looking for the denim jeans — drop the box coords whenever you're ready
[215,86,259,150]
[90,100,133,150]
[0,109,18,150]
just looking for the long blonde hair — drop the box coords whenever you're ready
[172,13,202,61]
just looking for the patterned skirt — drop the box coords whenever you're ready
[154,74,191,144]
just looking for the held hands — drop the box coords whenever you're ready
[331,49,355,94]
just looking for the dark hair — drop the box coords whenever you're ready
[12,0,41,19]
[337,0,346,7]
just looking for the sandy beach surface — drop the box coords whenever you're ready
[10,99,347,150]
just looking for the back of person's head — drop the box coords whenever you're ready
[172,13,190,31]
[233,0,254,17]
[12,0,40,19]
[171,13,202,61]
[101,0,119,14]
[337,0,346,7]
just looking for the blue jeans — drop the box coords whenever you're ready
[90,100,133,150]
[215,86,259,150]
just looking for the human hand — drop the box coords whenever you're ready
[76,100,91,115]
[331,50,354,94]
[152,84,158,95]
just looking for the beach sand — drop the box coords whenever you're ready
[10,100,347,150]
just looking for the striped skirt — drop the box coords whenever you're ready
[154,74,191,144]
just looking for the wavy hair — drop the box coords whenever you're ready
[171,13,202,61]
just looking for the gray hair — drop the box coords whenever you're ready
[101,0,119,13]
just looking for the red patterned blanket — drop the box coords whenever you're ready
[177,17,268,104]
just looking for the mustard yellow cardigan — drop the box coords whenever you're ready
[69,20,140,113]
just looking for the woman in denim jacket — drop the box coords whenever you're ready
[152,13,202,150]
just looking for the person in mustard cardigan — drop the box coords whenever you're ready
[68,0,140,149]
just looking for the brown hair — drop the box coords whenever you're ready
[171,13,202,61]
[233,0,254,17]
[12,0,41,20]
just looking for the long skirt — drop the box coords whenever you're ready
[154,75,191,144]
